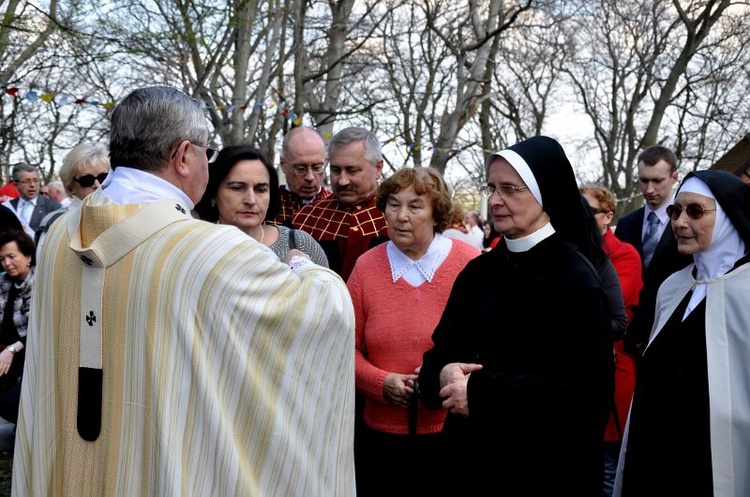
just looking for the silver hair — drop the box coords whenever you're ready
[328,127,381,165]
[11,162,38,182]
[60,143,111,190]
[109,86,208,172]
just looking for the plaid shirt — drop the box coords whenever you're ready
[268,185,332,226]
[291,195,388,280]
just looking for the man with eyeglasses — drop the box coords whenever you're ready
[1,163,62,236]
[269,126,332,226]
[13,86,357,496]
[614,145,692,356]
[291,126,389,282]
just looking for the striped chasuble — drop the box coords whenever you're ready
[12,190,356,497]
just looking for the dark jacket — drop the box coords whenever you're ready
[7,196,62,231]
[419,234,614,496]
[614,208,692,353]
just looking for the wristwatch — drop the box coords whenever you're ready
[7,345,17,355]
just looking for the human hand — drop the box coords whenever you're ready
[283,249,311,264]
[437,362,482,417]
[438,362,482,389]
[0,349,13,377]
[383,372,419,408]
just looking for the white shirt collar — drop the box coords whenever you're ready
[100,166,194,208]
[505,222,555,253]
[387,233,451,284]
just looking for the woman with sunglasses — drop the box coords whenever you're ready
[615,170,750,497]
[35,143,111,251]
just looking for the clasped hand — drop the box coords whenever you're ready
[438,362,483,417]
[383,372,418,408]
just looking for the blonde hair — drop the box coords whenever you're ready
[60,143,111,191]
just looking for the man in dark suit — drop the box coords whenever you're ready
[614,145,692,356]
[2,163,62,237]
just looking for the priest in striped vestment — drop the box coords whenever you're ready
[12,86,356,497]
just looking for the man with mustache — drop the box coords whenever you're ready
[292,126,389,281]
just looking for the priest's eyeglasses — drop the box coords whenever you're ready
[171,141,218,164]
[479,183,529,197]
[666,203,717,221]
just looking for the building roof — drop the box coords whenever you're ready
[710,133,750,175]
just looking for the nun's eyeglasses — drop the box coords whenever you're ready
[666,203,716,221]
[479,184,529,197]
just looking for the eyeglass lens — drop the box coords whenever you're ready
[75,172,109,187]
[293,164,325,175]
[667,203,714,221]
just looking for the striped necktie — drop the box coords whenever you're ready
[642,211,660,268]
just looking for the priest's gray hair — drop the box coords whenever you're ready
[109,86,208,172]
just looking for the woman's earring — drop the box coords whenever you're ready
[211,199,216,207]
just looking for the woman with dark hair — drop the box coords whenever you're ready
[418,135,614,496]
[615,170,750,497]
[0,228,35,425]
[195,145,328,266]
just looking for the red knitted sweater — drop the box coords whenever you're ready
[347,239,480,435]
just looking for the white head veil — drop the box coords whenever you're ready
[679,176,746,319]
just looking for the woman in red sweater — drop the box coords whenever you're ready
[347,167,480,497]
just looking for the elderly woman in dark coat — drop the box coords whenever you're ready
[418,135,614,496]
[615,170,750,497]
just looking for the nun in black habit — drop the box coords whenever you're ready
[614,170,750,497]
[418,135,614,496]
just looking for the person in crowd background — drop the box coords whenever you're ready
[442,202,478,248]
[269,126,332,226]
[580,195,628,351]
[0,182,19,203]
[45,180,71,208]
[12,86,356,496]
[614,145,691,356]
[292,126,389,281]
[580,184,643,497]
[2,163,61,237]
[482,217,501,251]
[348,167,480,497]
[418,135,614,496]
[463,209,484,250]
[614,170,750,497]
[0,229,35,427]
[34,142,111,251]
[194,144,328,266]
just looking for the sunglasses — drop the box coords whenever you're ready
[73,172,109,188]
[666,203,717,221]
[589,207,610,215]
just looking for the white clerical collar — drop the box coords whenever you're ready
[100,166,194,208]
[505,222,555,253]
[387,232,451,284]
